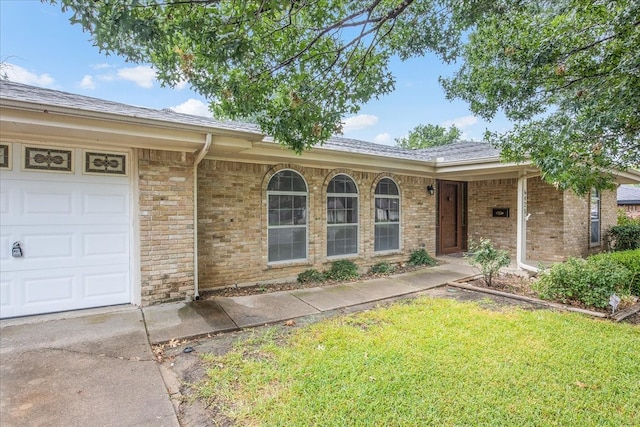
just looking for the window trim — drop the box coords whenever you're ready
[590,188,601,247]
[266,169,309,264]
[374,177,401,253]
[326,174,359,258]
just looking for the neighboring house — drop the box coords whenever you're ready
[617,185,640,219]
[1,80,639,319]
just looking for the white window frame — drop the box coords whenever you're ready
[590,188,601,246]
[327,174,359,258]
[267,170,308,263]
[374,177,401,253]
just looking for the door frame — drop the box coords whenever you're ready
[436,180,468,255]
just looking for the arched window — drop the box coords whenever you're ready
[267,170,307,262]
[374,178,400,252]
[327,174,358,257]
[590,188,600,246]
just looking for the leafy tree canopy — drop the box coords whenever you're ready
[396,124,461,149]
[441,0,640,193]
[50,0,639,193]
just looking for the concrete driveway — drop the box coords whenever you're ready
[0,306,178,427]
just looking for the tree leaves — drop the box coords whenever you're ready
[50,0,639,193]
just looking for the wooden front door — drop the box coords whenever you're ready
[437,180,467,254]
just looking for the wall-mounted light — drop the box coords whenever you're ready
[427,185,435,196]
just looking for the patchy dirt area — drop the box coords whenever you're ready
[200,264,428,298]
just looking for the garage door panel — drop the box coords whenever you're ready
[1,151,132,318]
[84,232,128,257]
[1,266,130,318]
[83,193,128,215]
[23,190,74,215]
[23,233,74,259]
[84,271,129,299]
[24,275,75,304]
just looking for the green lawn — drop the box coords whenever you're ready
[196,298,640,426]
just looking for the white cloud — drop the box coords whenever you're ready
[175,80,189,90]
[77,75,96,90]
[441,115,478,130]
[116,65,156,88]
[3,63,55,87]
[92,63,112,70]
[342,114,379,132]
[373,133,393,145]
[170,99,211,117]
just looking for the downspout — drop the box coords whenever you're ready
[517,174,539,273]
[193,133,212,300]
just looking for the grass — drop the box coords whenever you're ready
[196,298,640,426]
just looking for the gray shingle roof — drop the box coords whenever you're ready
[617,185,640,204]
[1,80,498,163]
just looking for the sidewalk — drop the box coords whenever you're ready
[142,261,477,343]
[0,260,476,426]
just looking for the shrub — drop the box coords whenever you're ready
[592,249,640,297]
[370,262,396,275]
[607,224,640,251]
[466,239,510,286]
[617,208,640,226]
[534,256,632,308]
[297,269,325,284]
[408,249,437,266]
[325,260,359,281]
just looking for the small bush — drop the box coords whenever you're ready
[370,262,396,275]
[607,224,640,251]
[297,269,325,284]
[617,209,640,226]
[408,249,437,266]
[466,239,510,286]
[325,260,359,281]
[592,249,640,296]
[534,256,632,308]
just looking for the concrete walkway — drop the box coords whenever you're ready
[0,261,476,426]
[142,262,476,343]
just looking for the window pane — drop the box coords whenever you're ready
[375,197,399,222]
[327,225,358,256]
[375,224,399,251]
[328,174,357,194]
[268,227,306,262]
[267,170,307,192]
[328,196,357,224]
[375,178,399,195]
[591,220,600,244]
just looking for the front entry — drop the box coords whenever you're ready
[437,180,467,254]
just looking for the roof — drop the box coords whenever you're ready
[0,80,498,164]
[617,185,640,205]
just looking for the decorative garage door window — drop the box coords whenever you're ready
[0,144,9,169]
[267,170,308,263]
[327,174,358,257]
[84,151,127,175]
[374,177,400,252]
[24,146,72,172]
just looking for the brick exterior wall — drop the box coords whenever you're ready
[134,152,621,303]
[138,149,195,305]
[197,160,436,290]
[467,179,518,253]
[527,177,566,262]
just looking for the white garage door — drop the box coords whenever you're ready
[0,145,131,319]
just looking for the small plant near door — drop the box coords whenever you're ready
[466,238,510,286]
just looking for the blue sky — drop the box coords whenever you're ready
[1,0,509,146]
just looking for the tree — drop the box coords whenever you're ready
[395,123,461,149]
[441,0,640,193]
[51,0,639,193]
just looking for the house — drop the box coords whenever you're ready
[617,185,640,219]
[2,80,639,319]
